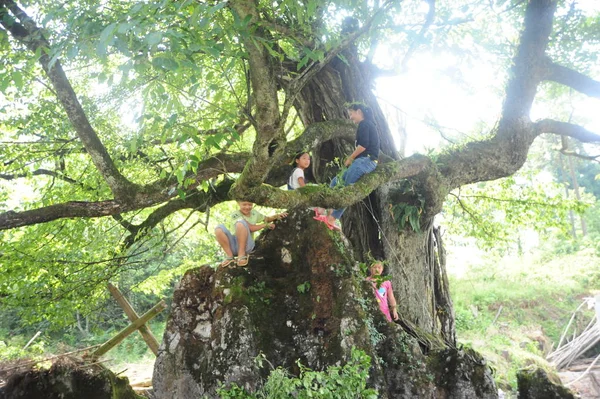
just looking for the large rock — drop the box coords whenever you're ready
[0,357,141,399]
[153,209,497,398]
[517,367,575,399]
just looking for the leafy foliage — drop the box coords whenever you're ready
[217,347,378,399]
[450,249,600,392]
[443,169,592,252]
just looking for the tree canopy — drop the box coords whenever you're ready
[1,0,600,323]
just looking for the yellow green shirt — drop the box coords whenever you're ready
[230,209,265,239]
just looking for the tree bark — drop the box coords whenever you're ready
[293,20,455,344]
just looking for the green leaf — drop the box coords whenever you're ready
[152,56,180,71]
[99,23,116,45]
[11,71,23,89]
[297,55,310,70]
[146,31,163,47]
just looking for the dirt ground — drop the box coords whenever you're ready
[110,359,155,386]
[559,369,600,399]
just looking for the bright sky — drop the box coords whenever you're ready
[373,1,600,156]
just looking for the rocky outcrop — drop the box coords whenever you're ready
[0,357,141,399]
[517,367,575,399]
[153,209,498,398]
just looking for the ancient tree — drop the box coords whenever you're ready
[1,0,599,384]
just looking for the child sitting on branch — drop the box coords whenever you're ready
[215,201,287,267]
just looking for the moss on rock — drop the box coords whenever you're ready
[0,357,141,399]
[153,209,499,398]
[517,367,575,399]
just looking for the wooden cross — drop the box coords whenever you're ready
[89,283,166,360]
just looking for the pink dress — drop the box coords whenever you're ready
[369,279,393,322]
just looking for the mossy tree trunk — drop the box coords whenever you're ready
[293,25,455,345]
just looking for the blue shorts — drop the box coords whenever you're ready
[215,220,255,255]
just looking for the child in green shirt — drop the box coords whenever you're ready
[215,201,287,267]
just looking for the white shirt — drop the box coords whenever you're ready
[288,168,305,190]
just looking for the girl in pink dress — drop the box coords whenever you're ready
[367,262,399,322]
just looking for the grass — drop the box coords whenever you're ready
[449,248,600,395]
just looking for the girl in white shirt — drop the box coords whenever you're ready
[288,151,310,190]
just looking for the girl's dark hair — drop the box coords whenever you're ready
[348,103,374,123]
[291,151,309,169]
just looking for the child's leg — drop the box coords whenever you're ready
[234,220,255,257]
[215,224,235,257]
[329,158,376,221]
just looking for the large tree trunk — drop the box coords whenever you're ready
[294,32,455,345]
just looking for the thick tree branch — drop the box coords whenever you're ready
[499,0,556,122]
[242,155,431,209]
[0,0,137,200]
[228,0,283,187]
[543,60,600,99]
[0,180,233,231]
[0,121,356,230]
[0,201,127,231]
[535,119,600,143]
[440,0,557,190]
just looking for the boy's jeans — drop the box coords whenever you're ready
[329,156,377,220]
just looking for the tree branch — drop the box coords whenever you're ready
[559,149,600,162]
[543,59,600,99]
[0,0,137,200]
[0,168,79,185]
[0,179,233,231]
[400,0,436,72]
[535,119,600,143]
[439,0,557,190]
[121,179,234,249]
[282,0,396,119]
[227,0,284,190]
[242,155,431,209]
[0,120,356,230]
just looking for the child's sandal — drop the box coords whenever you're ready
[237,255,250,267]
[219,257,235,268]
[313,215,339,231]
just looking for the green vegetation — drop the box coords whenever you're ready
[217,348,377,399]
[450,248,599,394]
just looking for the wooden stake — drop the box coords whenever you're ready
[22,331,42,350]
[91,300,166,360]
[107,283,161,355]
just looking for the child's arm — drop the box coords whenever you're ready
[387,285,399,321]
[247,222,270,232]
[264,212,288,223]
[246,212,287,232]
[298,177,306,187]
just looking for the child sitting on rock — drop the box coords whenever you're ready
[215,201,287,267]
[367,261,399,322]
